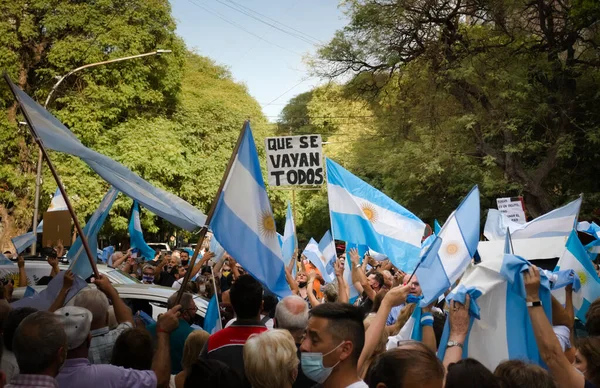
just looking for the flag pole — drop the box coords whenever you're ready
[210,268,222,328]
[4,74,100,278]
[175,121,248,305]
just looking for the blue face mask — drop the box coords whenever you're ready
[301,342,344,384]
[142,275,154,283]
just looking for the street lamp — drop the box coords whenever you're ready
[30,49,172,255]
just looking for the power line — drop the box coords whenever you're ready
[186,0,302,56]
[213,0,321,45]
[263,78,311,106]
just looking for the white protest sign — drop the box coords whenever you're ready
[265,135,324,186]
[496,196,526,224]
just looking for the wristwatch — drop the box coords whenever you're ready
[526,300,542,308]
[447,341,463,349]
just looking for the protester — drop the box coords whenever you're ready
[494,360,557,388]
[361,315,388,379]
[364,341,445,388]
[200,274,268,386]
[171,251,215,290]
[171,330,210,388]
[573,336,600,387]
[350,249,383,317]
[183,359,243,388]
[7,311,66,388]
[141,265,155,284]
[154,253,178,287]
[244,329,298,388]
[585,298,600,336]
[300,302,367,388]
[386,273,421,326]
[147,292,197,374]
[55,305,181,388]
[73,274,134,364]
[445,358,500,388]
[274,295,315,388]
[524,265,599,388]
[2,308,37,382]
[110,328,154,370]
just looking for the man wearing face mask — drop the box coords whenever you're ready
[141,265,155,284]
[300,303,368,388]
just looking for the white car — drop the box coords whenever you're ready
[147,243,171,253]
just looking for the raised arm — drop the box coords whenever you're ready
[524,266,585,388]
[49,270,74,312]
[306,272,321,307]
[421,303,437,353]
[93,274,134,326]
[153,305,180,388]
[350,249,375,300]
[112,250,129,269]
[358,284,409,375]
[442,295,471,370]
[285,257,299,295]
[213,254,227,277]
[188,251,215,279]
[334,259,349,304]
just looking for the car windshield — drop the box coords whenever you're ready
[106,269,140,284]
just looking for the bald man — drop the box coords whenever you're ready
[274,295,315,388]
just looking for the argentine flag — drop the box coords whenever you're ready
[129,201,157,261]
[209,235,226,262]
[203,294,222,334]
[484,197,582,241]
[437,246,552,371]
[11,187,68,254]
[554,230,600,322]
[577,221,600,239]
[210,123,291,298]
[68,187,119,279]
[320,230,337,280]
[416,186,480,306]
[281,202,297,265]
[326,158,426,272]
[303,238,331,282]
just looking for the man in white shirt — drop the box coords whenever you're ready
[300,303,368,388]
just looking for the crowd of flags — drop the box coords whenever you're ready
[4,78,600,372]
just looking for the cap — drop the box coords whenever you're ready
[54,306,92,350]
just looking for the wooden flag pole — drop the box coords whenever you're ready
[174,121,248,305]
[4,74,100,278]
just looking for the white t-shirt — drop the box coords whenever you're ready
[346,381,368,388]
[553,325,572,351]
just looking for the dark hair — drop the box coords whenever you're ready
[365,341,444,388]
[494,360,556,388]
[577,337,600,386]
[4,307,37,352]
[371,290,388,313]
[371,272,384,289]
[585,297,600,336]
[110,328,153,370]
[446,358,500,388]
[184,359,243,388]
[310,303,364,363]
[230,275,263,320]
[263,294,278,318]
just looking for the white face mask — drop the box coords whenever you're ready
[199,284,206,293]
[300,342,344,384]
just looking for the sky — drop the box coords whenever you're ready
[170,0,348,121]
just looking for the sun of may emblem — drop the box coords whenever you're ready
[361,203,378,223]
[259,210,277,238]
[577,270,588,286]
[444,242,460,256]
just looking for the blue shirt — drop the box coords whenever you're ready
[56,358,156,388]
[386,304,405,326]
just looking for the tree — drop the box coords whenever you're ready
[314,0,600,217]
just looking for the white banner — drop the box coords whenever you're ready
[265,135,323,186]
[496,196,526,224]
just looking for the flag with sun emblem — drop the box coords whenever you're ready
[326,158,426,272]
[210,123,291,298]
[416,186,480,306]
[554,230,600,322]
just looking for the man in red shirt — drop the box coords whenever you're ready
[200,275,267,387]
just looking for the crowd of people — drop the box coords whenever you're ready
[0,238,598,388]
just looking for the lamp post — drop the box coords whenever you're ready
[30,49,172,255]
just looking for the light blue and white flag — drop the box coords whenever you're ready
[544,269,581,291]
[320,230,337,280]
[577,221,600,239]
[437,249,552,371]
[100,246,115,264]
[11,271,87,311]
[326,158,426,272]
[203,293,222,334]
[6,78,206,231]
[128,201,157,261]
[281,202,297,266]
[68,187,119,279]
[586,239,600,255]
[209,235,226,262]
[484,197,582,241]
[434,219,442,235]
[210,123,291,298]
[11,187,68,254]
[23,286,37,298]
[417,186,480,306]
[302,238,332,282]
[554,230,600,322]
